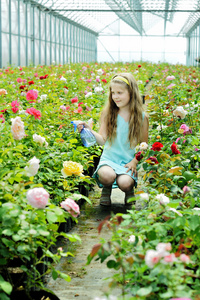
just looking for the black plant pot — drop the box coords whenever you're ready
[58,217,72,233]
[10,289,60,300]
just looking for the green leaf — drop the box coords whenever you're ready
[71,193,92,205]
[12,234,22,242]
[188,215,200,231]
[0,276,12,295]
[0,292,10,300]
[59,272,71,282]
[47,211,58,223]
[168,201,180,209]
[52,269,58,280]
[159,290,173,298]
[2,229,13,236]
[136,286,152,296]
[107,260,120,270]
[63,233,81,243]
[38,229,50,236]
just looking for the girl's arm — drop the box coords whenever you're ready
[77,112,107,146]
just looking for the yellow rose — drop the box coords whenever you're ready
[61,161,83,177]
[178,128,184,134]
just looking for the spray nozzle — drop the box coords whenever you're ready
[71,120,82,132]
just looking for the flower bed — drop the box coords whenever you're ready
[87,63,200,299]
[0,62,200,299]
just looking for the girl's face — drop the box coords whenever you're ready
[110,83,130,110]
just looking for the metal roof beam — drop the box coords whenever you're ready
[51,9,200,13]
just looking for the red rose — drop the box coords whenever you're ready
[135,151,143,161]
[28,80,35,85]
[71,97,78,103]
[171,142,181,154]
[39,74,48,80]
[147,156,159,164]
[151,142,163,151]
[138,65,142,68]
[101,79,107,83]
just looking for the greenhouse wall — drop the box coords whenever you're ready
[186,24,200,67]
[0,0,97,68]
[98,35,187,65]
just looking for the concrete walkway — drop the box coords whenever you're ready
[46,187,131,300]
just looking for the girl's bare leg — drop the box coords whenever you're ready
[97,166,117,206]
[116,174,135,205]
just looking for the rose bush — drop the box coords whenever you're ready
[1,61,200,299]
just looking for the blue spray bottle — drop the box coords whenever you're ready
[71,120,96,147]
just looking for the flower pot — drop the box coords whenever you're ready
[10,289,60,300]
[58,217,72,233]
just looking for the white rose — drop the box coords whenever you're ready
[11,116,26,140]
[33,133,48,147]
[139,193,149,201]
[173,106,187,119]
[94,86,103,93]
[66,70,72,74]
[139,142,148,150]
[97,68,104,75]
[155,193,170,205]
[40,94,47,101]
[168,207,183,216]
[85,92,93,98]
[156,124,168,131]
[60,76,67,81]
[156,242,171,256]
[128,235,142,245]
[25,156,40,177]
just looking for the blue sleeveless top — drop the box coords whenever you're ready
[93,112,145,188]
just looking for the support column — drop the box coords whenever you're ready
[0,0,2,68]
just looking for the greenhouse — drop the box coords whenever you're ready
[0,0,200,300]
[1,0,200,66]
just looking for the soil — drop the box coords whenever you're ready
[46,187,132,300]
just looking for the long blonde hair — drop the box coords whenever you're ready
[102,73,144,148]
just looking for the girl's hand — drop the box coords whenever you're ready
[124,159,138,176]
[77,122,91,133]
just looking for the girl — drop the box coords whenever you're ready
[77,73,149,206]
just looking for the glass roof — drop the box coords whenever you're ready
[36,0,200,36]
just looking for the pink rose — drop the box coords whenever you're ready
[166,75,175,81]
[145,249,160,268]
[180,124,189,132]
[170,298,192,300]
[167,83,176,89]
[26,107,41,119]
[163,253,177,264]
[17,77,23,83]
[0,114,5,123]
[26,90,38,102]
[60,198,80,217]
[27,187,49,209]
[74,106,83,114]
[183,185,190,194]
[180,254,190,263]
